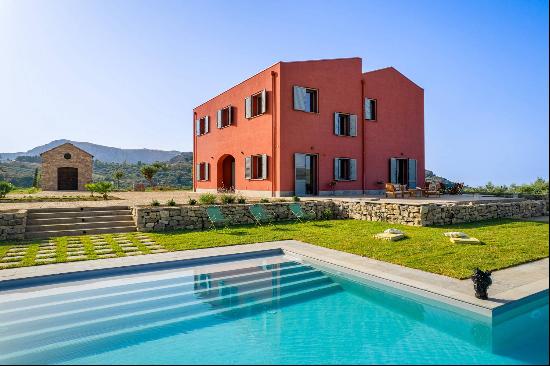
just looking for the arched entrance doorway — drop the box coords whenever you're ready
[58,167,78,190]
[217,155,235,192]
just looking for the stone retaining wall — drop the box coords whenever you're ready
[133,201,335,232]
[0,210,27,241]
[334,198,549,226]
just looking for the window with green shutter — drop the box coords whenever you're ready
[245,90,267,119]
[334,158,357,181]
[365,98,377,120]
[245,154,268,180]
[196,116,209,136]
[217,106,233,128]
[334,113,357,136]
[293,86,318,113]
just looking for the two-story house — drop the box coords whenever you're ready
[193,57,424,197]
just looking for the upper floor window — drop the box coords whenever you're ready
[245,154,268,180]
[365,98,377,120]
[195,116,210,136]
[334,158,357,181]
[217,106,233,128]
[195,162,210,181]
[334,113,357,136]
[245,90,267,119]
[293,86,318,113]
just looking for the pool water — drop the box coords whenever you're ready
[0,257,547,365]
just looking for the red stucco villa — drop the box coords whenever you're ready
[193,57,424,197]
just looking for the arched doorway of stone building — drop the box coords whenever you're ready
[58,167,78,190]
[217,155,235,192]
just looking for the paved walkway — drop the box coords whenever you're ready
[0,240,547,317]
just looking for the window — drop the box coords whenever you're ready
[334,113,357,136]
[334,158,357,181]
[293,86,318,113]
[365,98,377,120]
[217,106,233,128]
[195,116,209,136]
[389,158,417,188]
[195,162,210,181]
[63,153,72,160]
[245,154,268,180]
[245,90,267,119]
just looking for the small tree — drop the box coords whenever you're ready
[113,170,124,190]
[94,181,113,200]
[0,181,14,198]
[32,168,40,188]
[140,165,160,187]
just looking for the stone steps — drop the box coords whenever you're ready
[25,207,136,239]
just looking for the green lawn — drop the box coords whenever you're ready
[0,219,547,279]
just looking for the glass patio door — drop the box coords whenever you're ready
[295,153,318,196]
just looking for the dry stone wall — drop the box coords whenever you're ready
[0,210,27,240]
[133,201,335,231]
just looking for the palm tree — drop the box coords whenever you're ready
[113,170,124,190]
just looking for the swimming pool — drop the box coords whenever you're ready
[0,254,547,365]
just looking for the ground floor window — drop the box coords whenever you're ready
[334,158,357,181]
[196,162,210,181]
[245,154,268,180]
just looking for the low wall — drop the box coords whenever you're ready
[0,210,27,241]
[334,198,549,226]
[133,201,335,231]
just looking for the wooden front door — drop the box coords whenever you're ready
[57,167,78,190]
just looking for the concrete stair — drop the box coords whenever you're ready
[25,206,136,239]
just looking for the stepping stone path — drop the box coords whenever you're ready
[0,234,167,270]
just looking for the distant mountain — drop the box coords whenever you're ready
[0,139,182,164]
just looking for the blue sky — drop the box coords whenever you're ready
[0,0,548,186]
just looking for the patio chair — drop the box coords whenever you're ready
[385,183,412,198]
[423,182,441,197]
[449,183,464,195]
[206,206,229,230]
[248,204,274,226]
[289,203,316,222]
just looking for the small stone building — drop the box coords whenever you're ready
[40,143,93,191]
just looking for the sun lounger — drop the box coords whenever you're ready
[248,204,274,226]
[206,206,229,230]
[289,203,316,222]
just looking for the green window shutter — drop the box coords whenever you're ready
[204,116,209,133]
[389,158,397,183]
[350,159,357,180]
[334,158,340,180]
[217,110,222,128]
[365,98,372,120]
[334,112,340,135]
[245,157,252,179]
[261,154,268,179]
[293,86,306,111]
[350,115,357,136]
[408,159,417,188]
[261,89,267,114]
[245,97,252,119]
[195,119,200,136]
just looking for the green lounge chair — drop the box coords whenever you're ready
[206,206,229,230]
[249,204,274,226]
[289,203,316,222]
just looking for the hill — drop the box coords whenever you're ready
[0,139,181,164]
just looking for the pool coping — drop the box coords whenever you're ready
[0,240,547,318]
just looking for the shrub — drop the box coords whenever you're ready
[292,195,301,202]
[188,198,197,205]
[220,194,236,204]
[86,181,113,200]
[237,196,246,204]
[260,198,269,203]
[167,198,176,206]
[199,193,217,205]
[0,181,14,198]
[140,165,160,187]
[151,199,160,206]
[321,208,333,220]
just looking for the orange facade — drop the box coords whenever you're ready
[193,58,424,197]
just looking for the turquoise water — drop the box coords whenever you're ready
[0,260,547,364]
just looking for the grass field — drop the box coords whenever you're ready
[0,218,547,279]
